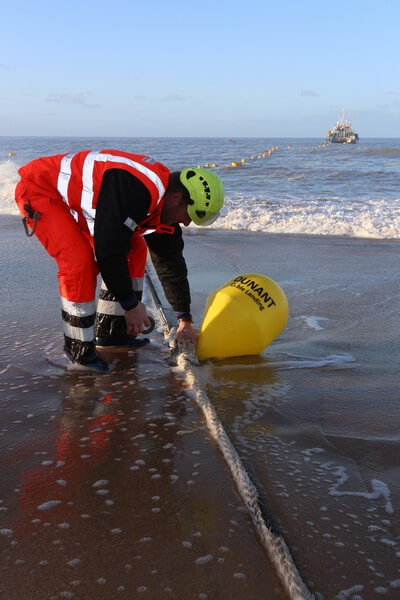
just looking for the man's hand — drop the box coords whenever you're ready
[175,319,198,346]
[124,302,152,336]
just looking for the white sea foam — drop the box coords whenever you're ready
[0,160,19,215]
[37,500,61,511]
[336,585,364,600]
[329,466,394,514]
[300,316,329,331]
[206,194,400,239]
[1,155,399,239]
[213,353,356,371]
[92,479,109,488]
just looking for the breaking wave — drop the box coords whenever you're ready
[0,160,19,215]
[208,193,400,239]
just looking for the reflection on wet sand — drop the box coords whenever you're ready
[0,347,286,600]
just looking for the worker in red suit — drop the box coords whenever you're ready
[15,150,224,371]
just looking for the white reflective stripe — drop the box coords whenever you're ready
[100,278,143,293]
[81,151,166,236]
[142,229,156,236]
[131,277,143,291]
[57,153,74,202]
[58,151,166,237]
[61,297,96,317]
[62,322,94,342]
[124,217,137,231]
[57,153,79,222]
[97,299,124,316]
[81,151,98,235]
[91,152,166,201]
[97,278,143,314]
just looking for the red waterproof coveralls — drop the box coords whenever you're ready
[15,150,172,362]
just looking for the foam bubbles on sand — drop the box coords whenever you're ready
[336,584,364,599]
[195,555,213,565]
[92,479,109,488]
[300,316,330,331]
[214,353,355,372]
[67,559,81,567]
[0,528,13,536]
[330,466,394,514]
[37,500,61,511]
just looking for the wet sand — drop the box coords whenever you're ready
[182,229,400,599]
[2,216,400,599]
[0,216,286,599]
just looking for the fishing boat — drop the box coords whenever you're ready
[327,110,359,144]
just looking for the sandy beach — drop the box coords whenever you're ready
[0,214,287,599]
[1,215,400,599]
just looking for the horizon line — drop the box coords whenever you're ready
[1,135,398,140]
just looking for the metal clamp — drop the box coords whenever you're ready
[22,202,40,237]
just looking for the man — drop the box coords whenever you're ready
[15,149,224,371]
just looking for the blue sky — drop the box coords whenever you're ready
[1,0,399,137]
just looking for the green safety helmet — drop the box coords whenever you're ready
[180,168,224,226]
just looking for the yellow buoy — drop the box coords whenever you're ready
[241,158,245,163]
[204,162,210,168]
[211,163,217,167]
[251,155,255,160]
[196,273,289,360]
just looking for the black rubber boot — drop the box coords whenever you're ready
[63,337,109,371]
[78,350,110,372]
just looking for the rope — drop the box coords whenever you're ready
[176,348,314,600]
[196,142,331,170]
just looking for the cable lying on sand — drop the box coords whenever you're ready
[175,349,313,600]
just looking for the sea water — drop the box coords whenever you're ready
[1,136,399,238]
